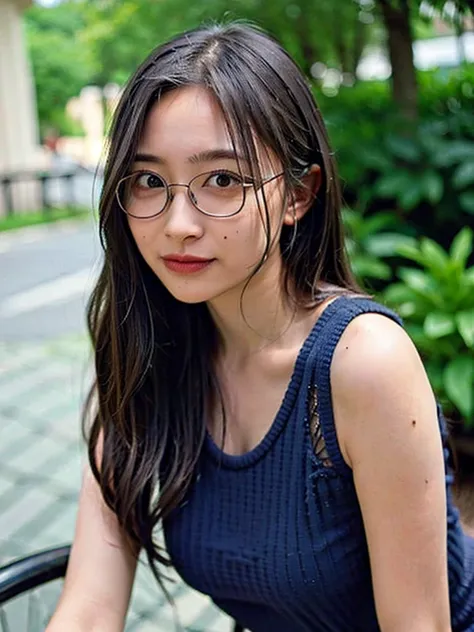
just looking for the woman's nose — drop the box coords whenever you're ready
[163,186,204,241]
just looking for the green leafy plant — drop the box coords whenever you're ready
[370,123,474,217]
[383,227,474,426]
[319,68,474,242]
[343,208,415,284]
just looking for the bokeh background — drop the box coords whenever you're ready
[0,0,473,630]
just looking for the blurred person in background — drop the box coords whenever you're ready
[43,126,60,155]
[47,22,474,632]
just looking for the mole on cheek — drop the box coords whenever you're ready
[411,419,417,427]
[223,235,227,240]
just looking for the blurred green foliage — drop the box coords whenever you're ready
[343,207,416,282]
[25,2,93,138]
[319,65,474,173]
[76,0,375,86]
[318,65,474,248]
[26,0,376,101]
[384,228,474,425]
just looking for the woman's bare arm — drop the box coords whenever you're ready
[46,450,138,632]
[332,313,452,632]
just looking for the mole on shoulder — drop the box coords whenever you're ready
[412,419,417,427]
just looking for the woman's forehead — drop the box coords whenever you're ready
[140,87,232,156]
[137,85,278,172]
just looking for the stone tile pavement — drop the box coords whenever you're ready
[0,336,233,631]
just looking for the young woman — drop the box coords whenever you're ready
[47,23,474,632]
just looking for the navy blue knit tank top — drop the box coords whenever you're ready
[163,297,474,631]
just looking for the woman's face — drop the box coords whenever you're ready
[126,85,290,305]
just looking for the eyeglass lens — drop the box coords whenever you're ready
[118,170,246,218]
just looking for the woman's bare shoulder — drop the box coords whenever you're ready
[330,311,436,466]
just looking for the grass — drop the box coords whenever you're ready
[0,207,90,232]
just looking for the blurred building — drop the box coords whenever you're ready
[0,0,40,174]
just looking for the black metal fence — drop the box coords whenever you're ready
[0,167,96,216]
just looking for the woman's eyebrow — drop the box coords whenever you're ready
[134,152,164,164]
[188,149,248,164]
[134,149,248,165]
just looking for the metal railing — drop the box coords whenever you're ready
[0,546,70,605]
[0,166,97,216]
[0,546,245,632]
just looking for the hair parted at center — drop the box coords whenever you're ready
[83,21,363,595]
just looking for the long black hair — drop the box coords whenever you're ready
[84,21,362,594]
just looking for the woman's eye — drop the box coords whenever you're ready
[135,173,165,189]
[206,172,242,188]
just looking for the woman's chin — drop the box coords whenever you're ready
[161,283,220,305]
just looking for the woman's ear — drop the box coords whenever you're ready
[283,165,322,226]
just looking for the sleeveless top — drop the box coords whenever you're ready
[163,297,474,631]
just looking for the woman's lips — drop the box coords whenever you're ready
[162,256,215,274]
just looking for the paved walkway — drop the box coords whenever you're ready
[0,335,232,631]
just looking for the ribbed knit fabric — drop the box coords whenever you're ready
[163,296,474,631]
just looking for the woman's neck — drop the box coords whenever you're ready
[207,260,313,366]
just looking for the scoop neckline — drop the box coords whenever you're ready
[203,295,346,470]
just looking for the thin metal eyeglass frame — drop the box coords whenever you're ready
[115,170,285,219]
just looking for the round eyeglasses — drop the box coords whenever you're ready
[115,169,284,219]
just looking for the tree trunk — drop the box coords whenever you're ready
[334,34,349,75]
[296,17,322,77]
[378,0,418,120]
[351,17,367,77]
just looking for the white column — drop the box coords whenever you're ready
[0,0,39,173]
